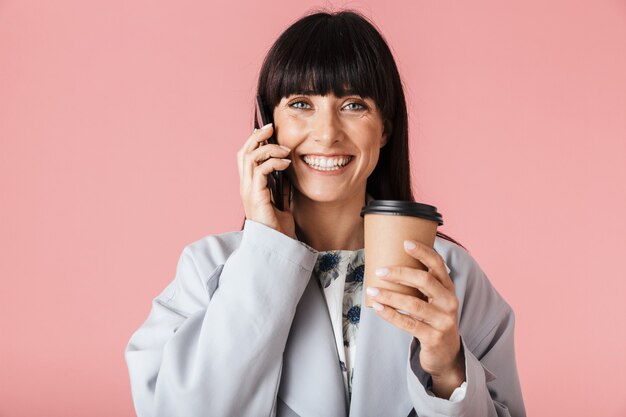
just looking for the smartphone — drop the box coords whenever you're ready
[255,94,285,211]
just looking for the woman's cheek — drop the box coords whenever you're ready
[278,122,307,148]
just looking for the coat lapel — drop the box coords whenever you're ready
[348,299,414,417]
[278,274,348,417]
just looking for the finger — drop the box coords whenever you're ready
[242,142,288,189]
[238,125,275,180]
[252,157,291,192]
[244,123,274,153]
[368,287,451,330]
[404,240,454,292]
[249,143,291,164]
[377,266,447,301]
[379,267,459,313]
[372,300,434,339]
[237,131,258,180]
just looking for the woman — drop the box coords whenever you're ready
[126,9,525,417]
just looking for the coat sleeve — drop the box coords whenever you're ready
[125,220,319,417]
[405,247,526,417]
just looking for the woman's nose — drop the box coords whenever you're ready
[311,109,342,145]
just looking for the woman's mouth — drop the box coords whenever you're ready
[301,155,354,174]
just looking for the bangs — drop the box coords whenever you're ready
[263,14,384,109]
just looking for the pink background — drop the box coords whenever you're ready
[1,0,625,416]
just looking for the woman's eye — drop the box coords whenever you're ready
[345,102,366,110]
[289,101,310,109]
[287,100,367,110]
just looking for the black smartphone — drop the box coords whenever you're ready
[255,94,285,211]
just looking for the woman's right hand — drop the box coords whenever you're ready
[237,123,296,239]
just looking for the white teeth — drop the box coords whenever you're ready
[303,155,352,170]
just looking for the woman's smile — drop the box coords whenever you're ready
[300,155,355,175]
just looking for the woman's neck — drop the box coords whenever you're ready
[291,190,366,252]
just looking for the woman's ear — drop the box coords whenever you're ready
[381,119,393,148]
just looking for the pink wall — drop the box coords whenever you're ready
[1,0,625,416]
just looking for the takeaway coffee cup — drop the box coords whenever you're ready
[360,200,444,308]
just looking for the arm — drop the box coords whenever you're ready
[400,239,526,417]
[368,240,523,415]
[125,220,318,417]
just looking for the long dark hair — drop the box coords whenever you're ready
[240,8,466,251]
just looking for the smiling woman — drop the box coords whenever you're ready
[126,8,526,417]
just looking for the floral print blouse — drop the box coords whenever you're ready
[313,247,365,405]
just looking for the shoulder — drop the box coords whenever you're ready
[433,235,486,286]
[181,229,245,275]
[434,236,513,348]
[155,229,244,315]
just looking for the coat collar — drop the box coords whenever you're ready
[278,272,415,417]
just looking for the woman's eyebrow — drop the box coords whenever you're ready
[283,92,368,101]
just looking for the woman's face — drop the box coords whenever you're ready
[273,93,388,203]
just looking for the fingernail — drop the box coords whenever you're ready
[280,145,291,151]
[404,240,416,250]
[372,302,384,311]
[261,123,273,129]
[375,267,389,277]
[253,128,258,133]
[281,158,291,163]
[366,287,379,296]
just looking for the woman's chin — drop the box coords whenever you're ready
[293,186,359,204]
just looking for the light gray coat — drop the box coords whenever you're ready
[125,219,526,417]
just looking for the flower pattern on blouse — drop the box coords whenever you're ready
[314,247,365,404]
[315,252,342,288]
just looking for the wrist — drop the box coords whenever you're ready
[430,349,466,399]
[431,366,465,399]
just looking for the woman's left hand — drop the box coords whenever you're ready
[367,239,466,398]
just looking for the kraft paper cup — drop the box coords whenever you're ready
[360,200,444,308]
